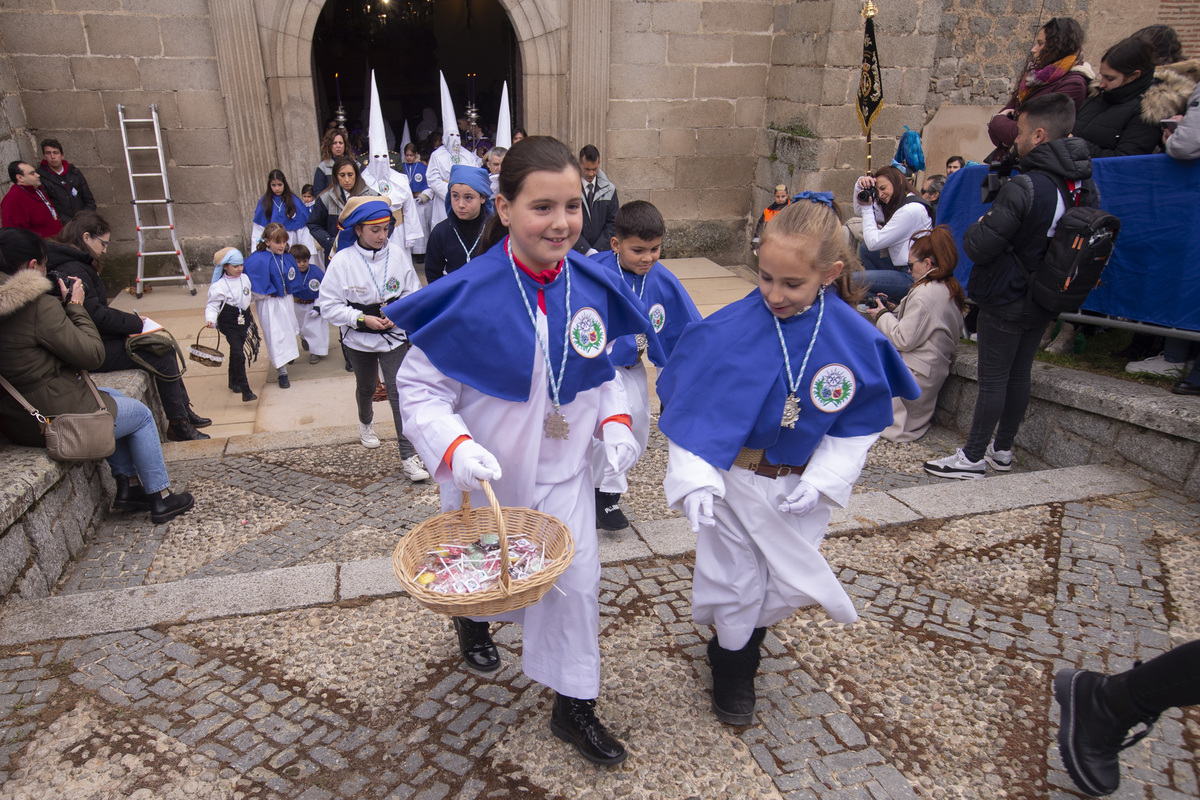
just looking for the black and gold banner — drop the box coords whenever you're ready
[856,17,883,135]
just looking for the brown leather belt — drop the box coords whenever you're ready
[294,297,315,305]
[732,448,807,479]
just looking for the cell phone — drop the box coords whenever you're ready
[1162,118,1179,132]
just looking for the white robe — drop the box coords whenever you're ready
[396,312,632,700]
[362,167,426,256]
[590,361,651,494]
[426,145,482,230]
[250,222,323,270]
[293,300,329,356]
[253,294,299,370]
[663,433,876,650]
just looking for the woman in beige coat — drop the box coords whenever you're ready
[863,226,967,442]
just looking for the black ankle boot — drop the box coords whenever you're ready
[186,406,212,428]
[167,419,210,441]
[242,387,258,402]
[595,489,629,531]
[452,617,499,671]
[150,490,194,524]
[550,693,627,766]
[1054,669,1159,796]
[112,475,153,511]
[708,627,767,725]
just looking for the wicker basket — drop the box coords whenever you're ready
[187,327,224,368]
[393,481,575,616]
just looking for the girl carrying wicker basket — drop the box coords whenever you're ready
[385,136,649,767]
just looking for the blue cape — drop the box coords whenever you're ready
[287,262,325,301]
[383,240,650,403]
[589,250,702,368]
[252,194,310,232]
[402,161,427,190]
[657,289,920,470]
[444,165,495,219]
[243,250,294,297]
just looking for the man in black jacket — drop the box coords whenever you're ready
[572,144,619,255]
[925,93,1097,479]
[36,139,96,223]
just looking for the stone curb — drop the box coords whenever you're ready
[0,465,1150,646]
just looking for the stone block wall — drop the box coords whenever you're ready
[935,347,1200,497]
[0,0,239,289]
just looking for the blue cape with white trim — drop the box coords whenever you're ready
[252,195,310,232]
[657,289,920,470]
[243,250,293,297]
[287,262,325,301]
[589,250,702,368]
[383,240,650,403]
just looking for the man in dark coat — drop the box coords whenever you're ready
[572,144,619,255]
[36,139,96,223]
[925,92,1097,480]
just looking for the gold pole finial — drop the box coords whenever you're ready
[862,0,879,18]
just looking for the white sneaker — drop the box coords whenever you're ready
[402,454,430,482]
[985,442,1013,472]
[359,422,380,449]
[923,448,986,480]
[1044,322,1076,355]
[1125,354,1186,377]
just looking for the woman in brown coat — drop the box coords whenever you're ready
[0,227,193,523]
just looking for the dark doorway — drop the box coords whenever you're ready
[311,0,519,156]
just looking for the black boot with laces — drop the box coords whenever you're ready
[1054,668,1160,796]
[550,693,627,766]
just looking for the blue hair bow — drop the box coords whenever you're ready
[793,191,834,208]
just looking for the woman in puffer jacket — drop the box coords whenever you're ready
[1073,37,1162,158]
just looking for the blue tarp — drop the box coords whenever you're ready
[936,154,1200,333]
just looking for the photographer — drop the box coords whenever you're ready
[853,166,932,302]
[318,199,429,481]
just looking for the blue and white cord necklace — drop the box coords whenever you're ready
[617,252,649,353]
[774,285,826,428]
[507,238,573,439]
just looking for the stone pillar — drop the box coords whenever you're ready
[209,0,279,240]
[568,0,610,153]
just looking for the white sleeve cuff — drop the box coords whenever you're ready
[664,441,726,509]
[802,433,879,508]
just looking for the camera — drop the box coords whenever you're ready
[44,270,72,298]
[981,147,1020,204]
[856,185,878,204]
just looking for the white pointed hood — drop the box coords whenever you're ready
[439,71,462,155]
[363,69,412,209]
[400,120,412,153]
[495,81,512,149]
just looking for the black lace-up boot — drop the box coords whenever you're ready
[550,693,627,766]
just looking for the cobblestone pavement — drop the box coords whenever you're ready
[0,423,1196,799]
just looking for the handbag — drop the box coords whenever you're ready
[126,329,188,382]
[0,371,116,462]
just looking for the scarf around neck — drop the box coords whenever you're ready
[1019,53,1079,103]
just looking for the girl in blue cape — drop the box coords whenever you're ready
[657,195,920,727]
[251,169,322,268]
[385,137,649,768]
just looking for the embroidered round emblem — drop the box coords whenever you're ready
[287,266,296,281]
[308,278,320,292]
[384,276,401,294]
[242,286,250,296]
[569,307,606,358]
[414,174,424,184]
[379,181,390,193]
[810,364,856,413]
[648,303,666,333]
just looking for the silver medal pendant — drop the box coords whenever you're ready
[237,313,245,326]
[781,393,800,429]
[544,409,570,440]
[635,333,647,353]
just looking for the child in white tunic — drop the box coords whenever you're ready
[657,195,920,726]
[205,247,257,402]
[243,223,300,389]
[386,137,649,767]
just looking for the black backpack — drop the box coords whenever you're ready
[1024,172,1121,314]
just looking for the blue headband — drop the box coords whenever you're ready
[340,199,394,230]
[445,165,495,218]
[793,191,834,208]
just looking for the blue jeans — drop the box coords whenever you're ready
[100,388,170,494]
[856,244,914,301]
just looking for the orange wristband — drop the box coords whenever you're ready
[601,414,632,430]
[443,435,471,468]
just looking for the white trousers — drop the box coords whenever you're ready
[255,295,300,369]
[693,466,858,650]
[293,302,329,356]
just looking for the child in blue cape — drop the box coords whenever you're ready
[657,194,920,727]
[588,200,701,530]
[287,244,328,364]
[243,223,299,388]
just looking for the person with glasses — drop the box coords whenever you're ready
[47,211,212,441]
[1,161,63,238]
[920,174,945,224]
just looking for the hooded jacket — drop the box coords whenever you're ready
[1072,70,1161,158]
[1142,60,1200,162]
[964,136,1096,315]
[45,241,142,343]
[0,269,116,446]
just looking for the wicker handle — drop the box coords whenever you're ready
[460,480,510,597]
[195,325,223,354]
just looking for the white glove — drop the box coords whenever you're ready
[777,480,819,516]
[683,489,715,533]
[601,421,639,480]
[449,439,502,492]
[415,193,430,204]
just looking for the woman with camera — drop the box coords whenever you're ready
[0,227,193,523]
[853,166,933,302]
[862,226,967,442]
